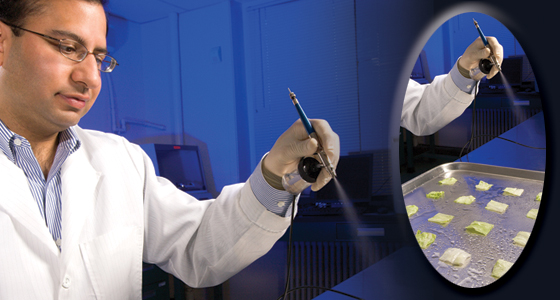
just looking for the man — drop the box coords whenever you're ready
[402,36,504,136]
[0,0,339,298]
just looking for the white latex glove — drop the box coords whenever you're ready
[263,119,340,191]
[458,36,504,79]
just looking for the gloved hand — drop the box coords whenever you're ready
[263,119,340,191]
[458,36,503,79]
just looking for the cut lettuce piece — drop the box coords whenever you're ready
[491,259,514,279]
[465,221,494,236]
[503,187,524,196]
[536,192,542,201]
[439,248,471,268]
[475,180,493,191]
[527,209,538,219]
[415,230,436,249]
[406,205,418,217]
[426,191,444,199]
[513,231,530,247]
[428,213,454,226]
[439,177,457,185]
[454,195,475,205]
[485,200,509,214]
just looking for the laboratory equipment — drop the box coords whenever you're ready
[140,143,214,200]
[281,89,337,195]
[282,156,323,195]
[471,19,502,80]
[297,153,374,216]
[469,59,494,81]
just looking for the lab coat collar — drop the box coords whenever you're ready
[0,155,60,255]
[0,142,102,259]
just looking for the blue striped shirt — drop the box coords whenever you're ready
[250,158,297,217]
[450,59,478,94]
[0,120,80,250]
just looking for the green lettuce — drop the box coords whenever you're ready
[439,177,457,185]
[491,259,513,279]
[526,209,538,220]
[485,200,509,214]
[465,221,494,236]
[503,187,524,196]
[406,205,418,217]
[428,213,454,226]
[475,180,493,191]
[454,195,475,205]
[426,191,444,199]
[415,230,436,249]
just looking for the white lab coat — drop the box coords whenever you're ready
[0,126,291,299]
[401,74,475,136]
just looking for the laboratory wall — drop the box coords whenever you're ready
[82,2,243,191]
[82,0,434,192]
[179,3,243,191]
[243,0,435,160]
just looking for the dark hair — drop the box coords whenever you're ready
[0,0,107,36]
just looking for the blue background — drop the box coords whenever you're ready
[80,0,559,298]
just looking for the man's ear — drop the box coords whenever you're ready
[0,23,9,67]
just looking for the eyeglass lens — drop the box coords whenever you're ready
[59,40,117,72]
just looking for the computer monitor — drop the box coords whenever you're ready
[488,56,523,87]
[140,143,213,200]
[314,153,373,205]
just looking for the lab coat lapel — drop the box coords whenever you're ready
[0,156,59,254]
[60,146,101,257]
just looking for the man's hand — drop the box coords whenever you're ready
[263,119,340,191]
[458,36,504,79]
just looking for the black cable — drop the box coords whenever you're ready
[522,70,535,82]
[276,286,364,300]
[371,176,391,196]
[278,196,364,300]
[462,84,478,162]
[474,135,545,149]
[458,84,545,162]
[459,134,546,162]
[279,197,296,300]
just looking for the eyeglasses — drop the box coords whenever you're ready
[3,22,118,72]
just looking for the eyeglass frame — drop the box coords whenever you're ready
[1,21,119,73]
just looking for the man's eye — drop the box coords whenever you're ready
[95,54,107,63]
[61,45,77,54]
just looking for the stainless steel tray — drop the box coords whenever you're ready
[402,162,544,288]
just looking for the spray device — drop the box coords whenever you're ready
[281,89,337,195]
[471,19,502,80]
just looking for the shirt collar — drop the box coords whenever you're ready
[0,119,81,161]
[0,119,15,161]
[58,126,82,154]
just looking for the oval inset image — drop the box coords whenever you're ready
[400,12,545,288]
